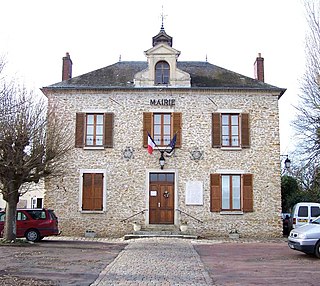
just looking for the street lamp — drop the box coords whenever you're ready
[159,151,165,169]
[280,155,291,169]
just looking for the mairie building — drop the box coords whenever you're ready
[41,25,286,238]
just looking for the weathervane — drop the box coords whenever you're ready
[160,5,167,30]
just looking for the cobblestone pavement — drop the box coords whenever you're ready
[91,237,213,286]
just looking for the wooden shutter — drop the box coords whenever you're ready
[93,174,103,210]
[242,174,253,212]
[82,173,103,211]
[75,113,85,148]
[212,113,221,147]
[172,112,182,148]
[210,174,221,212]
[143,112,152,147]
[104,113,114,148]
[82,173,93,210]
[241,113,250,148]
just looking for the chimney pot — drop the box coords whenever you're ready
[62,52,72,81]
[254,53,264,82]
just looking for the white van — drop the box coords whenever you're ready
[291,202,320,229]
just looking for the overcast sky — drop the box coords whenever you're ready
[0,0,307,157]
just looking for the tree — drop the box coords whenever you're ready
[294,1,320,166]
[281,175,300,212]
[0,59,72,241]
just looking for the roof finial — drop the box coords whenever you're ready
[160,5,167,31]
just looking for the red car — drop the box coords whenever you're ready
[0,208,60,242]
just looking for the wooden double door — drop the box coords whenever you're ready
[149,173,174,224]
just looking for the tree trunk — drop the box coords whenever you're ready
[3,184,19,241]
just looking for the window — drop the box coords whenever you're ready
[153,113,171,146]
[311,206,320,217]
[221,114,239,147]
[17,211,27,221]
[75,113,114,148]
[298,206,308,217]
[221,175,241,210]
[212,113,249,148]
[80,171,106,212]
[155,61,170,85]
[86,114,104,146]
[143,112,181,148]
[210,173,253,212]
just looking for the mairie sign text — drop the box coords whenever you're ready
[150,99,175,106]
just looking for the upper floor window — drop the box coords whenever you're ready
[155,61,170,85]
[75,113,114,148]
[143,112,181,148]
[221,114,239,147]
[153,113,171,146]
[212,113,249,148]
[86,114,104,146]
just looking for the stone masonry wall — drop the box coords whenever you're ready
[44,89,282,238]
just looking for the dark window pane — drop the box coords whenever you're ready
[298,206,308,217]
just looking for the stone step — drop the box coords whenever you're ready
[124,233,198,240]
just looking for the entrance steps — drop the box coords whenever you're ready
[123,224,198,240]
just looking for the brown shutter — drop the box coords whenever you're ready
[241,113,250,148]
[242,174,253,212]
[75,113,85,148]
[104,113,114,148]
[82,173,93,210]
[172,112,182,148]
[82,173,103,211]
[143,112,152,147]
[93,173,103,211]
[212,113,221,147]
[210,174,221,212]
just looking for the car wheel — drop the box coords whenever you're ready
[25,229,40,242]
[315,241,320,258]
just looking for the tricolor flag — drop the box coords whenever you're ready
[147,132,156,154]
[168,133,177,153]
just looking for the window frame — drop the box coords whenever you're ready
[221,174,241,211]
[153,113,172,146]
[210,173,253,213]
[221,114,240,147]
[75,112,114,148]
[212,112,250,149]
[79,169,107,213]
[85,113,104,146]
[155,61,170,85]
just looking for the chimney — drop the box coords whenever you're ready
[254,53,264,82]
[62,52,72,81]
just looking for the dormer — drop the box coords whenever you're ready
[134,26,191,88]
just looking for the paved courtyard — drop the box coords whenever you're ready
[1,236,320,285]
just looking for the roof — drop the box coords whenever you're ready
[46,61,286,96]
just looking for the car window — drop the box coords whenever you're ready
[311,207,320,217]
[26,210,46,220]
[48,210,57,220]
[17,212,27,221]
[0,212,5,222]
[298,206,308,217]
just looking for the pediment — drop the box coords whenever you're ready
[145,44,180,56]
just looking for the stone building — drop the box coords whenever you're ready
[41,25,286,238]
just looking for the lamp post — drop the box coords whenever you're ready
[280,155,291,173]
[159,150,165,169]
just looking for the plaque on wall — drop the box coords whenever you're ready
[185,181,203,205]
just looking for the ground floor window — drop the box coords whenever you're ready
[80,170,106,212]
[210,173,253,212]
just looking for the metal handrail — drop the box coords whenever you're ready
[176,208,203,223]
[120,209,148,223]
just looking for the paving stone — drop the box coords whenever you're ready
[91,237,213,286]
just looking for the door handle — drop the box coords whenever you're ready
[158,202,161,208]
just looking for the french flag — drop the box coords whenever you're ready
[147,132,156,154]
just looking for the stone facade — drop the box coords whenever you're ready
[42,27,285,239]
